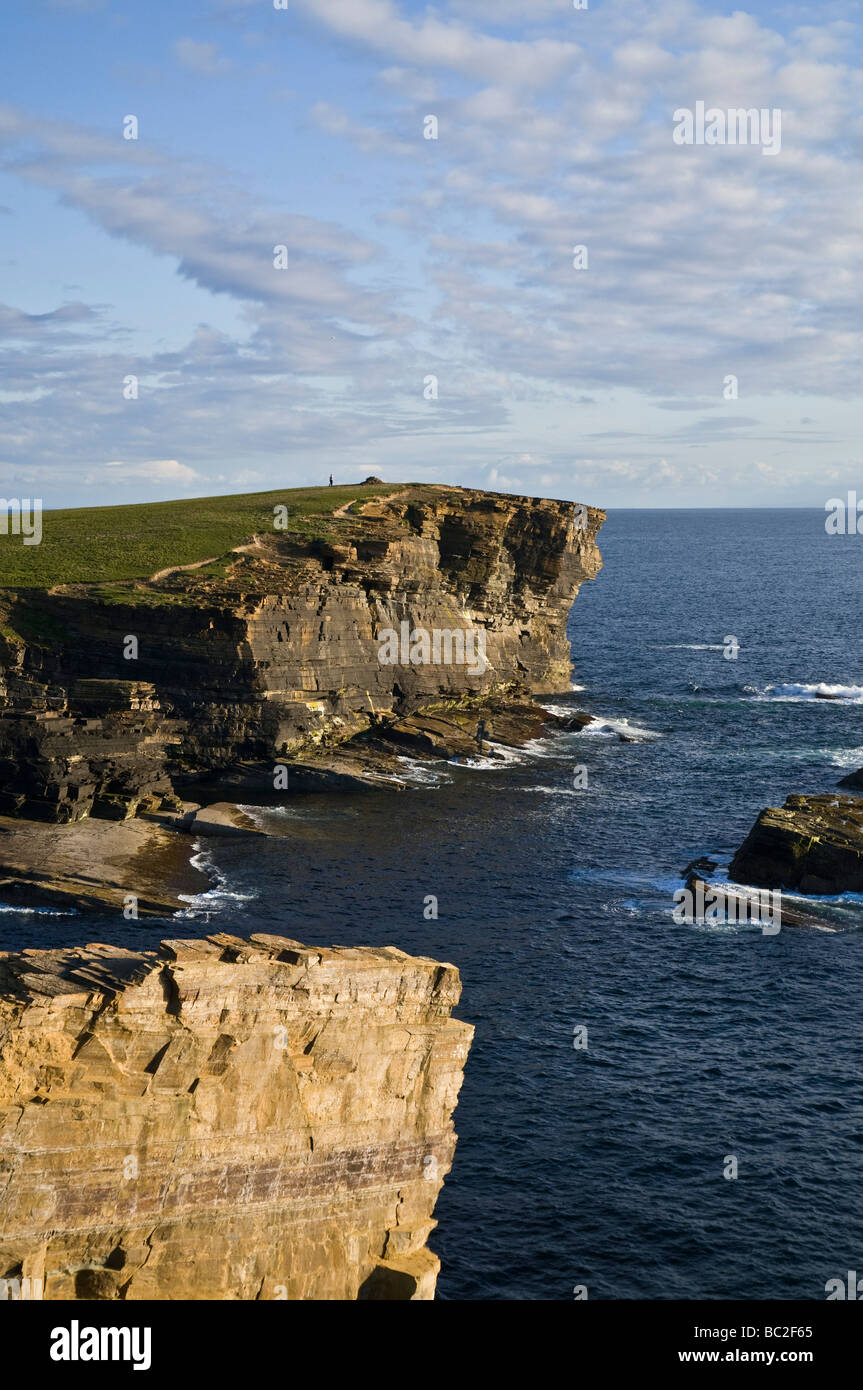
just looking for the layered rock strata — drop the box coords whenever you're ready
[0,487,604,825]
[0,933,473,1300]
[729,793,863,895]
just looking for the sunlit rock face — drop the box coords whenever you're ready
[0,486,604,821]
[0,933,473,1301]
[730,793,863,895]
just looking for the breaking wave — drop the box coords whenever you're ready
[749,682,863,703]
[175,841,258,917]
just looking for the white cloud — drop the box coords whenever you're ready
[377,66,438,102]
[103,460,201,483]
[4,0,863,506]
[172,39,233,77]
[293,0,579,86]
[310,102,415,157]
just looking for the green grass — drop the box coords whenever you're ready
[0,484,397,589]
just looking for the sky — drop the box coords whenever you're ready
[1,0,862,510]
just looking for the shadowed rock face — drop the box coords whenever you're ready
[837,766,863,791]
[729,794,863,894]
[0,486,604,822]
[0,934,473,1301]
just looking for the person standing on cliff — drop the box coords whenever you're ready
[329,474,334,486]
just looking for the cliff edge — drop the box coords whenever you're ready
[0,485,604,826]
[0,933,473,1300]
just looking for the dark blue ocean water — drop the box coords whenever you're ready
[4,509,863,1300]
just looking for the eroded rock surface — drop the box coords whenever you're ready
[0,933,473,1300]
[0,486,604,825]
[729,793,863,894]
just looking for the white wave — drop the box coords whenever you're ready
[395,756,452,787]
[570,682,586,692]
[520,786,579,796]
[539,702,577,717]
[654,643,726,651]
[752,682,863,703]
[520,735,563,759]
[0,903,74,917]
[450,741,528,771]
[237,803,287,827]
[830,747,863,769]
[579,716,662,740]
[175,840,258,917]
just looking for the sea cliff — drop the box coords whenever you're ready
[0,484,604,910]
[0,933,472,1300]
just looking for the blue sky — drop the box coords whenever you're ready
[1,0,862,509]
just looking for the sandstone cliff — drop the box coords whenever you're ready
[0,933,473,1300]
[0,486,603,823]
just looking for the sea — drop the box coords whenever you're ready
[3,509,862,1300]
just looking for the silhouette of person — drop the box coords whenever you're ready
[329,474,334,486]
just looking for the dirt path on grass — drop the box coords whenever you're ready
[332,488,410,519]
[147,490,409,581]
[149,555,220,583]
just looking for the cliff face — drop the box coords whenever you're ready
[0,933,473,1300]
[0,487,603,822]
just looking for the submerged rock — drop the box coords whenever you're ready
[684,876,838,930]
[837,766,863,791]
[187,802,264,837]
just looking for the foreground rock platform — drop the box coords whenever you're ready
[0,812,209,915]
[0,933,473,1300]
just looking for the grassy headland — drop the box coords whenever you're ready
[0,484,394,588]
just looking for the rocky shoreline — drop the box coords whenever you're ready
[0,486,605,917]
[0,694,598,916]
[0,812,210,916]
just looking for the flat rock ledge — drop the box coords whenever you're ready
[0,696,595,915]
[0,932,473,1300]
[0,812,209,917]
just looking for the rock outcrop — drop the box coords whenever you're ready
[0,486,603,824]
[837,766,863,791]
[0,933,473,1300]
[729,793,863,895]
